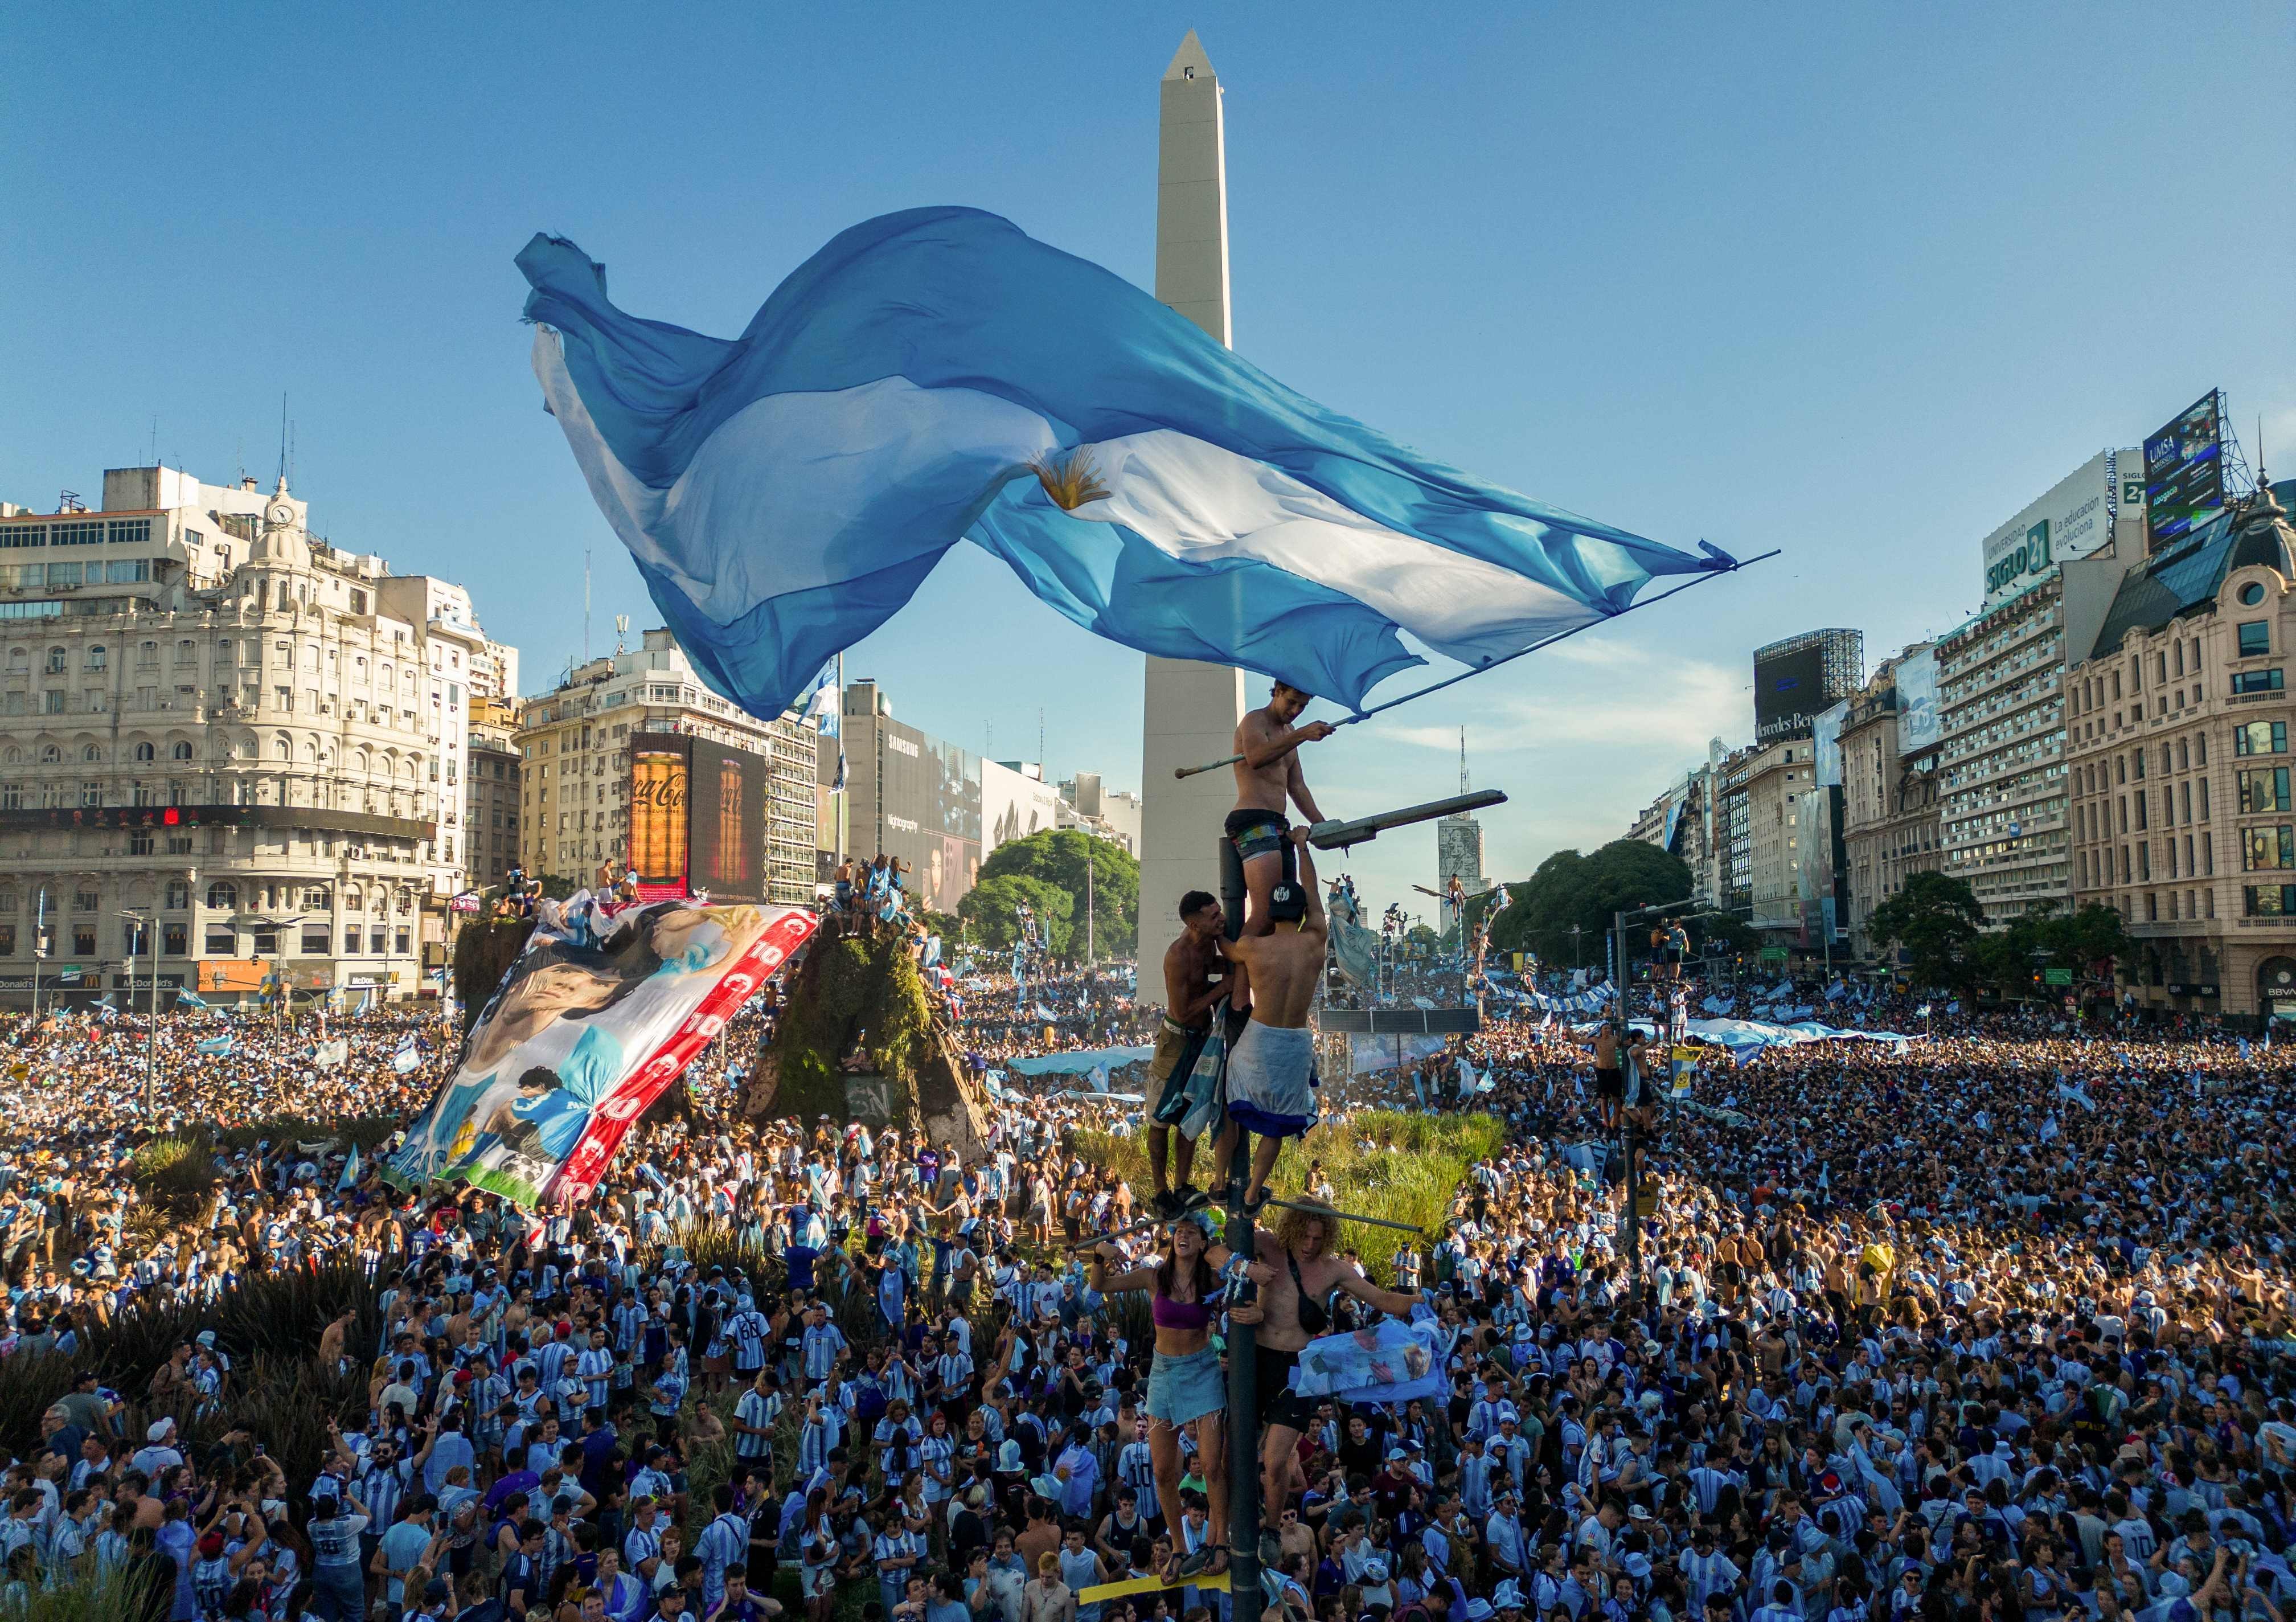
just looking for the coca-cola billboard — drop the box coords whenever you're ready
[627,736,767,903]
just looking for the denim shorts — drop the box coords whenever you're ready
[1146,1344,1226,1427]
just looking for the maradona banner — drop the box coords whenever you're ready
[384,895,815,1208]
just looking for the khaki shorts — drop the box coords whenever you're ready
[1145,1019,1208,1125]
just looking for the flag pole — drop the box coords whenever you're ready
[833,651,846,871]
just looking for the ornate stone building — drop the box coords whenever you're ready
[0,465,512,1006]
[2068,480,2296,1022]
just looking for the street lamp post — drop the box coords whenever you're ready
[1568,924,1584,970]
[245,915,313,1028]
[117,911,159,1108]
[1612,896,1702,1320]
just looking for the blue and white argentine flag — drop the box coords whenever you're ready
[518,210,1732,717]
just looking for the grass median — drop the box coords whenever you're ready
[1070,1107,1503,1279]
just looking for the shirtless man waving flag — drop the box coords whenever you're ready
[1228,683,1334,936]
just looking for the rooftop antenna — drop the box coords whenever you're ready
[1039,707,1045,773]
[584,549,592,661]
[614,613,629,654]
[1459,725,1470,795]
[149,415,158,468]
[276,394,288,488]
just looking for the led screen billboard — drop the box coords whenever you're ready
[1754,644,1828,742]
[873,719,980,912]
[688,738,767,903]
[628,736,768,903]
[629,739,690,888]
[2145,391,2224,549]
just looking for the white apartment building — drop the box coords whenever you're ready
[516,629,818,905]
[0,465,511,1005]
[1937,451,2144,923]
[1937,578,2073,920]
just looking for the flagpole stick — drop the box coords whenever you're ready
[1172,551,1780,777]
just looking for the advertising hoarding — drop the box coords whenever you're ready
[1895,646,1941,755]
[1795,785,1843,946]
[687,738,767,903]
[196,959,270,994]
[1754,644,1828,742]
[2145,391,2224,548]
[627,736,767,903]
[983,759,1062,852]
[1980,451,2130,608]
[874,718,981,912]
[629,738,690,888]
[1812,700,1849,788]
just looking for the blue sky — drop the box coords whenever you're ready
[3,4,2289,918]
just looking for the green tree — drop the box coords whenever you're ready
[2045,903,2132,982]
[976,829,1138,960]
[1867,871,1985,990]
[958,873,1076,957]
[1970,902,2134,1000]
[1488,840,1695,971]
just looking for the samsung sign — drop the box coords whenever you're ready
[1979,449,2141,609]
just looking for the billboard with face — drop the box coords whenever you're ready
[1895,646,1941,755]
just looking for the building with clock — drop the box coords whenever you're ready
[0,464,516,1007]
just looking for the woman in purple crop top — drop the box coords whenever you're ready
[1086,1213,1234,1580]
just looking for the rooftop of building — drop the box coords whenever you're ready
[2084,478,2296,663]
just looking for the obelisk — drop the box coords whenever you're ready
[1137,29,1247,1001]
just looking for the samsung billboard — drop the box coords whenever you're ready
[1980,450,2139,609]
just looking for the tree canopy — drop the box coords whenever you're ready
[1868,874,2131,995]
[969,828,1139,960]
[1486,840,1697,969]
[958,873,1075,957]
[1867,871,1985,991]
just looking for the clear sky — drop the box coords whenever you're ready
[3,4,2289,919]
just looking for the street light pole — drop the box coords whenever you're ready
[117,911,159,1108]
[1613,896,1701,1321]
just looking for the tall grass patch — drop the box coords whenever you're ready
[1071,1108,1500,1279]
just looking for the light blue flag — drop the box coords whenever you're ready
[175,988,210,1009]
[518,212,1733,718]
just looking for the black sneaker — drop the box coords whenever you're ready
[1179,1186,1211,1212]
[1151,1189,1184,1220]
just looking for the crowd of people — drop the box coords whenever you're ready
[1,839,2294,1622]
